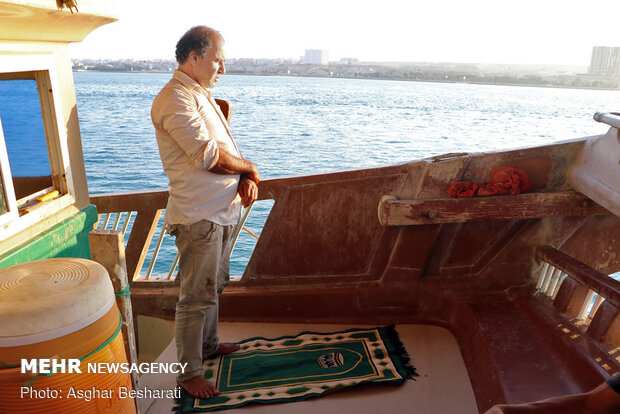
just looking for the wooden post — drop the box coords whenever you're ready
[89,229,141,412]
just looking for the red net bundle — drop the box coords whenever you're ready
[447,167,532,198]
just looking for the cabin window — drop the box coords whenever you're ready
[0,79,54,213]
[0,64,74,240]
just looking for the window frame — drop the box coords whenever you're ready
[0,53,76,240]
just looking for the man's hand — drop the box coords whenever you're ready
[245,163,261,184]
[238,176,258,208]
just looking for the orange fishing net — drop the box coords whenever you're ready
[447,167,532,198]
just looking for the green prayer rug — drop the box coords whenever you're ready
[175,325,416,412]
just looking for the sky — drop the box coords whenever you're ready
[70,0,620,66]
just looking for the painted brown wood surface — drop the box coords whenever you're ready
[214,98,231,123]
[90,188,169,212]
[552,276,589,316]
[12,176,53,199]
[379,191,610,226]
[559,215,620,276]
[423,220,531,280]
[587,301,620,343]
[515,295,615,392]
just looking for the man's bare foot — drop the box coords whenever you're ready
[215,342,240,355]
[178,376,219,399]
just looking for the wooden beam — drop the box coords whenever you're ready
[89,229,141,404]
[90,189,169,213]
[378,191,610,226]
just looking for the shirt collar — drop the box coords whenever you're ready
[173,69,211,95]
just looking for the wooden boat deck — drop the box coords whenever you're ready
[138,322,478,414]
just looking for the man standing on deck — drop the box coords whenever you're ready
[151,26,259,399]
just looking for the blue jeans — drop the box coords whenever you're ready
[170,220,232,382]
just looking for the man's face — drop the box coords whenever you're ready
[194,38,226,89]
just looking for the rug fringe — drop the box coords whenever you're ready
[383,325,419,380]
[172,387,192,413]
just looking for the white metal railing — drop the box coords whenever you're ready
[145,221,168,279]
[535,261,568,301]
[97,211,135,235]
[229,203,254,257]
[593,112,620,129]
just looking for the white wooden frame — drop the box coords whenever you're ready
[0,53,76,241]
[0,118,17,224]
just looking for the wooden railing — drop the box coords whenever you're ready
[90,178,282,282]
[535,246,620,347]
[91,189,169,281]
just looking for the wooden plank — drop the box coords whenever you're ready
[89,229,141,410]
[90,189,169,213]
[379,191,610,226]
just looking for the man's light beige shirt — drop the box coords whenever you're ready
[152,70,241,226]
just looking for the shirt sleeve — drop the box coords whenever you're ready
[607,373,620,394]
[152,87,219,170]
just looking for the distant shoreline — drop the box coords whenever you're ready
[72,69,620,91]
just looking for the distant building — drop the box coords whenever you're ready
[589,46,620,76]
[304,49,329,65]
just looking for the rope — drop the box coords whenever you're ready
[242,226,259,240]
[114,285,131,297]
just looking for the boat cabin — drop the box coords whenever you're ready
[0,0,115,266]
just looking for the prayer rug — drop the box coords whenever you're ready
[174,326,416,412]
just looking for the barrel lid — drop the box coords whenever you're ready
[0,258,114,346]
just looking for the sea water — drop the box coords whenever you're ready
[5,72,620,276]
[75,73,620,276]
[74,73,619,188]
